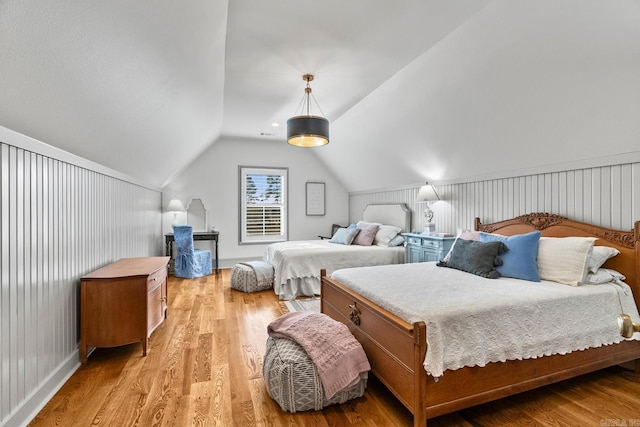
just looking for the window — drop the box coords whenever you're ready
[239,166,288,244]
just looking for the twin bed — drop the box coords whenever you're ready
[320,212,640,426]
[265,204,411,300]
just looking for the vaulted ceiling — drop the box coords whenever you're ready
[1,0,639,192]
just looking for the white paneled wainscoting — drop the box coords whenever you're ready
[350,162,640,237]
[0,131,162,427]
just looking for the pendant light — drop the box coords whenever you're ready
[287,74,329,147]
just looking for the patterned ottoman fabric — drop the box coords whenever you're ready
[262,337,367,412]
[231,262,273,292]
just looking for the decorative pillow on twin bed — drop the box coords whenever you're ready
[478,230,541,282]
[437,239,507,279]
[537,237,596,286]
[352,223,380,246]
[374,224,402,247]
[329,228,360,245]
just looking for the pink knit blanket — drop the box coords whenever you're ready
[267,311,370,399]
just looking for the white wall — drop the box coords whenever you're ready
[0,126,163,427]
[317,0,640,193]
[350,160,640,237]
[162,137,349,266]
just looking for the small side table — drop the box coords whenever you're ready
[402,233,455,263]
[165,231,219,273]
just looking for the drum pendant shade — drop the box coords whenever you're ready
[287,74,329,147]
[287,115,329,147]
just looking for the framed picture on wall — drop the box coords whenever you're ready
[306,182,325,216]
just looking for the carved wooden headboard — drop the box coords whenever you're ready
[475,212,640,309]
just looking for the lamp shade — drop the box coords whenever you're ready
[416,184,440,202]
[287,74,329,147]
[166,198,185,212]
[287,115,329,147]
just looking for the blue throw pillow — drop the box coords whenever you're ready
[329,227,360,245]
[478,230,541,282]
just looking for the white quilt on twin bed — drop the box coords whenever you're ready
[265,240,405,300]
[330,262,640,378]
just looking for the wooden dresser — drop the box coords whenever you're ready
[80,256,170,363]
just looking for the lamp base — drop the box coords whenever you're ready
[422,223,436,235]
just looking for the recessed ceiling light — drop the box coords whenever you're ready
[272,123,280,127]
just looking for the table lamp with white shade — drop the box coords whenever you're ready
[416,183,440,235]
[166,197,186,226]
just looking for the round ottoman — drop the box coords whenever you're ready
[231,262,273,292]
[262,336,367,412]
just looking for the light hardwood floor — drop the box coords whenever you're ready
[31,269,640,426]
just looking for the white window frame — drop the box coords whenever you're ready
[239,166,288,244]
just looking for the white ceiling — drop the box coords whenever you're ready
[1,0,639,191]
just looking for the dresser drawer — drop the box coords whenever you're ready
[147,266,167,291]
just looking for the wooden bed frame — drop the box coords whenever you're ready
[320,213,640,426]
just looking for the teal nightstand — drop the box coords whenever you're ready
[402,233,455,263]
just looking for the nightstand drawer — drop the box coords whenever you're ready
[421,239,438,248]
[407,236,422,246]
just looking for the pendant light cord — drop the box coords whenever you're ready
[292,75,326,118]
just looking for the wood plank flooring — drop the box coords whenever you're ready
[30,269,640,426]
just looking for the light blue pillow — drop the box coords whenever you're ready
[329,227,360,245]
[478,230,541,282]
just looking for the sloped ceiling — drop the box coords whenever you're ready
[319,0,640,191]
[1,0,639,191]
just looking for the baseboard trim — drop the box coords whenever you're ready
[2,351,80,427]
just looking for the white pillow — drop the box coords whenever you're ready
[584,268,625,285]
[374,224,402,246]
[587,246,620,273]
[537,237,596,286]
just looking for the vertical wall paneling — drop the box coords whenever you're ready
[634,164,640,226]
[0,141,162,427]
[350,161,640,237]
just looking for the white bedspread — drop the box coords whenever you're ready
[330,262,640,378]
[265,240,405,300]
